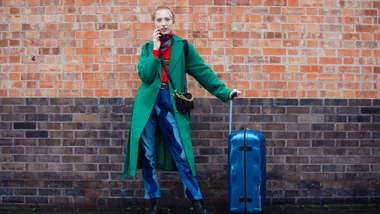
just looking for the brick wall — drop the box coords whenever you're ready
[0,0,379,98]
[0,0,380,208]
[0,97,379,206]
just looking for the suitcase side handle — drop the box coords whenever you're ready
[228,91,238,135]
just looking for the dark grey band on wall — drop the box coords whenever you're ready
[0,97,379,206]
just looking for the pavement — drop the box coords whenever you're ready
[1,203,380,213]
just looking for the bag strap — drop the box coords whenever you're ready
[145,40,189,93]
[159,54,177,93]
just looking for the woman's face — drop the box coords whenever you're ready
[154,9,174,35]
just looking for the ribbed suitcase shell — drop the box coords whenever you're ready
[228,128,266,213]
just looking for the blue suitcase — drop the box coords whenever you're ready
[228,94,266,213]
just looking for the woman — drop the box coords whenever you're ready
[122,6,241,214]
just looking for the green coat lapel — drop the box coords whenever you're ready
[145,42,162,80]
[169,36,184,73]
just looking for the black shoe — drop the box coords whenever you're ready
[191,200,213,214]
[147,198,161,214]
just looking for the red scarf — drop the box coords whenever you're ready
[159,33,175,53]
[159,33,175,44]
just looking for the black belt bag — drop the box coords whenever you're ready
[159,52,194,113]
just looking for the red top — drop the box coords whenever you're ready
[152,45,172,84]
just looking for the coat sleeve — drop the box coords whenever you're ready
[137,43,160,85]
[185,42,232,102]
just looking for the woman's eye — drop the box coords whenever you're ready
[157,18,161,22]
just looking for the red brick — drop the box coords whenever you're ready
[0,24,8,31]
[40,81,55,88]
[95,90,110,96]
[46,24,57,31]
[10,8,20,14]
[338,49,360,57]
[76,0,100,6]
[343,33,360,40]
[263,65,286,72]
[270,7,281,15]
[10,40,20,46]
[40,32,61,39]
[263,48,286,55]
[225,48,249,55]
[288,0,298,6]
[76,32,99,39]
[189,0,213,5]
[64,0,74,5]
[0,90,7,96]
[9,56,20,63]
[226,0,251,5]
[214,0,224,5]
[39,48,60,55]
[22,24,32,31]
[320,57,342,64]
[76,48,100,55]
[0,40,8,47]
[84,81,100,88]
[39,0,61,5]
[301,66,322,73]
[28,0,39,6]
[356,25,378,32]
[77,15,98,22]
[189,31,209,38]
[356,91,377,98]
[359,9,378,16]
[226,32,249,38]
[264,32,285,39]
[95,23,118,30]
[0,56,7,63]
[264,0,286,6]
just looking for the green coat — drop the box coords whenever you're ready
[122,35,232,179]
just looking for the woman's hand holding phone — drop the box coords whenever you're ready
[153,29,161,50]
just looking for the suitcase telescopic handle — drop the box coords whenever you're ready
[229,91,238,135]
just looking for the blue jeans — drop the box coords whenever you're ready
[139,84,202,200]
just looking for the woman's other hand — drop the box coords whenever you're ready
[229,89,241,100]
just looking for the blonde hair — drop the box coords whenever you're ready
[154,6,175,23]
